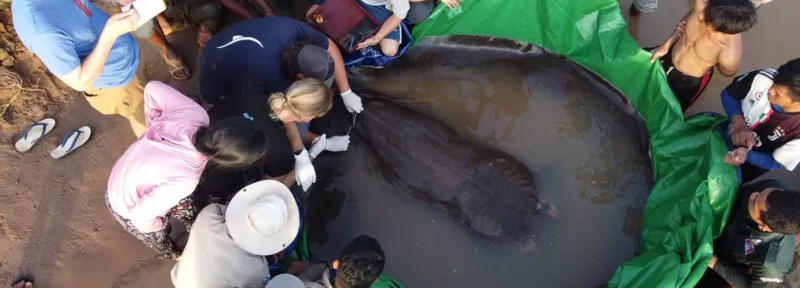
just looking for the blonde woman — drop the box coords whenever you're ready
[268,78,351,191]
[204,77,350,194]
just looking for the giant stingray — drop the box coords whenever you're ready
[310,36,652,254]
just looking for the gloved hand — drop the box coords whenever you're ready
[341,90,364,113]
[309,134,351,158]
[294,149,316,191]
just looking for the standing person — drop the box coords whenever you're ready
[199,16,364,114]
[171,180,306,288]
[106,81,274,260]
[697,179,800,288]
[649,0,757,112]
[11,0,175,137]
[720,58,800,183]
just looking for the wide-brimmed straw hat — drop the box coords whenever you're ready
[226,180,300,255]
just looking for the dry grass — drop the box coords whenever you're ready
[0,68,46,122]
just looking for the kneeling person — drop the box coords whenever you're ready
[171,180,302,288]
[703,179,800,288]
[721,58,800,182]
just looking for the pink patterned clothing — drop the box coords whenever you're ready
[106,81,209,233]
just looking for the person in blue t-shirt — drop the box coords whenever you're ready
[199,16,364,115]
[12,0,174,137]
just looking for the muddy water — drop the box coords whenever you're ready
[306,36,653,288]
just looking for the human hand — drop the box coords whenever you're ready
[708,255,718,268]
[326,135,350,152]
[341,90,364,113]
[104,9,140,37]
[272,250,286,263]
[731,123,756,149]
[441,0,462,8]
[287,261,310,275]
[724,147,749,166]
[309,134,328,158]
[649,45,669,63]
[356,37,381,50]
[294,149,316,191]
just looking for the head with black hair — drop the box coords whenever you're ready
[193,116,270,169]
[700,0,757,34]
[769,58,800,111]
[748,187,800,235]
[332,235,386,288]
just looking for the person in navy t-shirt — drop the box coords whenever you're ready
[721,58,800,182]
[199,16,364,114]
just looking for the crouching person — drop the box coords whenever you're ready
[697,179,800,288]
[171,180,303,288]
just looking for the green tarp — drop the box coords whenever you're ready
[410,0,740,287]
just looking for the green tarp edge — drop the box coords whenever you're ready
[409,0,740,287]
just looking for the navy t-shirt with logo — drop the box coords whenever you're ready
[725,69,800,171]
[199,16,330,104]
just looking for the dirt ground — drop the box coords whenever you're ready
[0,0,798,287]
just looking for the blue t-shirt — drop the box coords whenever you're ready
[199,16,330,104]
[12,0,139,88]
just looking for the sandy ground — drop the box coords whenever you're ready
[0,0,797,287]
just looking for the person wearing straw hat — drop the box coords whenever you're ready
[171,180,305,288]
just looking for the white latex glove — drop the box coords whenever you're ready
[341,90,364,113]
[309,134,351,158]
[294,149,316,191]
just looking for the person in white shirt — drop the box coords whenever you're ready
[171,180,304,288]
[307,0,461,57]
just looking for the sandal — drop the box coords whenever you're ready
[50,126,92,159]
[15,118,56,153]
[164,51,191,81]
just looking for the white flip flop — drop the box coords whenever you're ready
[50,126,92,159]
[14,118,56,153]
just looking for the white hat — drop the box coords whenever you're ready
[266,274,306,288]
[226,180,301,255]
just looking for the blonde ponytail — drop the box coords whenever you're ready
[269,78,333,120]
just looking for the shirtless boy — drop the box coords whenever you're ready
[650,0,757,112]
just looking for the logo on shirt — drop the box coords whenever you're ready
[217,35,264,49]
[768,127,785,141]
[755,92,763,101]
[744,238,760,255]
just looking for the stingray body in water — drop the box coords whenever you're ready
[299,35,654,288]
[317,96,559,249]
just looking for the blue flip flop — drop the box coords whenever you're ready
[14,118,56,153]
[50,126,92,159]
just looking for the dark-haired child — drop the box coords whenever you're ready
[649,0,758,111]
[299,235,404,288]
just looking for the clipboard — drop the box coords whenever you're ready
[306,0,381,52]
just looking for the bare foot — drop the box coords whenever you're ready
[197,26,213,48]
[12,278,33,288]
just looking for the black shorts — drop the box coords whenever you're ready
[646,46,714,111]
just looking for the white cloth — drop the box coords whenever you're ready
[359,0,411,19]
[171,204,270,288]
